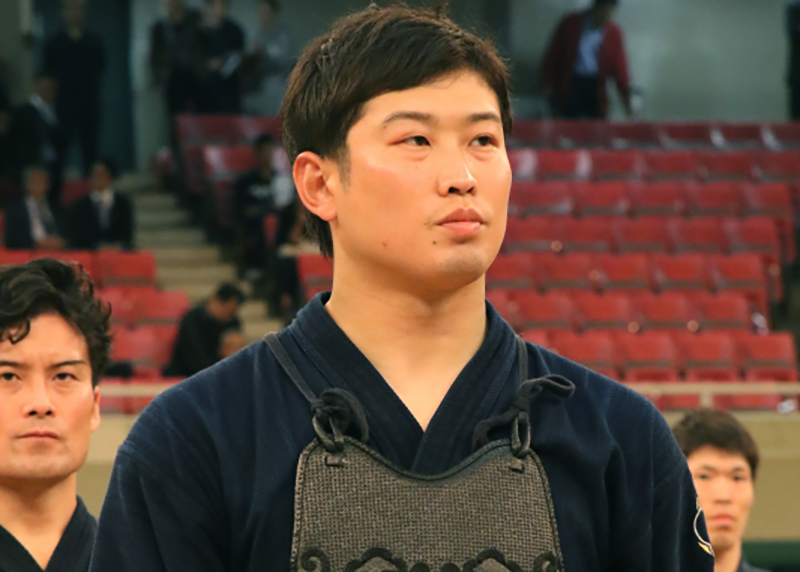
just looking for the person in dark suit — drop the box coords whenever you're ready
[42,0,106,177]
[200,0,245,113]
[3,166,66,250]
[9,76,63,204]
[67,158,135,251]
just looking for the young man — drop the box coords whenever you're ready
[0,258,110,571]
[90,6,713,571]
[3,167,66,251]
[673,409,771,572]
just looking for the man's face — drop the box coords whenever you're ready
[322,71,511,296]
[26,170,50,200]
[63,0,84,29]
[0,314,100,485]
[219,299,241,322]
[207,0,227,22]
[37,78,57,104]
[91,163,113,191]
[687,446,755,553]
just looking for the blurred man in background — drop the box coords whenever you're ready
[541,0,632,119]
[0,259,109,572]
[42,0,106,178]
[200,0,245,113]
[787,0,800,119]
[673,409,771,572]
[3,167,66,251]
[67,158,135,251]
[243,0,293,116]
[164,282,245,378]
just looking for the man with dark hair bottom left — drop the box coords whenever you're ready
[0,258,111,572]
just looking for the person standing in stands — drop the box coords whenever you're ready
[0,258,109,572]
[90,6,713,571]
[3,167,66,250]
[787,0,800,120]
[42,0,105,178]
[67,158,135,251]
[163,283,246,378]
[541,0,632,119]
[673,409,771,572]
[243,0,293,116]
[9,75,63,204]
[200,0,245,114]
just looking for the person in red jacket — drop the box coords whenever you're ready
[541,0,632,119]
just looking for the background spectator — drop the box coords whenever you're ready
[3,166,66,250]
[67,158,135,251]
[787,0,800,120]
[42,0,105,178]
[9,75,63,204]
[541,0,631,119]
[673,409,770,572]
[0,77,11,183]
[164,282,245,378]
[200,0,245,114]
[242,0,293,116]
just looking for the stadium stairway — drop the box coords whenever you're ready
[125,174,282,344]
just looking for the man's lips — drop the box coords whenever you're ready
[436,207,485,225]
[19,430,59,440]
[708,514,736,526]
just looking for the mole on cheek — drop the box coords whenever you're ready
[432,241,437,245]
[382,241,388,248]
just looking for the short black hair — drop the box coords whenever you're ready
[672,408,760,480]
[93,157,119,179]
[0,259,111,387]
[281,4,511,257]
[253,133,276,151]
[215,282,245,304]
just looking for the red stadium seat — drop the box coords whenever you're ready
[573,292,638,332]
[98,286,156,327]
[713,384,786,412]
[135,290,192,325]
[675,331,739,381]
[684,182,743,217]
[651,254,710,293]
[176,114,236,144]
[111,325,177,369]
[508,181,574,217]
[613,217,670,254]
[534,150,590,181]
[628,181,686,217]
[522,330,551,347]
[717,123,767,150]
[708,254,769,313]
[593,253,651,292]
[765,123,800,150]
[669,217,727,254]
[534,253,593,291]
[487,289,516,325]
[589,150,643,181]
[607,122,661,149]
[740,184,795,262]
[508,149,537,180]
[486,253,536,290]
[203,145,256,178]
[553,121,609,149]
[689,292,753,332]
[755,151,800,181]
[550,331,617,377]
[231,116,281,142]
[297,254,333,298]
[617,331,680,382]
[696,152,756,181]
[636,292,697,332]
[642,151,699,181]
[0,250,33,266]
[504,217,563,253]
[61,179,90,206]
[513,291,576,331]
[95,251,157,288]
[658,123,715,149]
[560,217,614,253]
[573,181,630,217]
[723,217,781,265]
[33,250,96,278]
[511,120,555,147]
[739,332,799,382]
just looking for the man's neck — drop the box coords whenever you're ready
[0,475,78,569]
[325,261,487,430]
[714,542,743,572]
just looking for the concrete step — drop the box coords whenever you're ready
[243,318,283,342]
[137,209,192,229]
[152,246,220,267]
[136,228,206,249]
[240,300,267,321]
[132,192,179,211]
[117,173,159,194]
[158,264,237,286]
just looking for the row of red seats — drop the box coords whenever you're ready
[99,287,191,328]
[510,120,800,151]
[0,250,157,288]
[490,290,764,334]
[100,377,182,415]
[508,149,800,182]
[110,324,177,371]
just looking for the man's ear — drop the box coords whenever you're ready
[293,151,338,223]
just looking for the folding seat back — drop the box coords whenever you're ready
[669,217,726,254]
[755,151,800,181]
[504,217,564,253]
[573,292,638,332]
[593,253,651,292]
[635,292,696,332]
[487,289,517,326]
[684,182,743,217]
[553,120,609,149]
[98,286,157,328]
[651,254,711,293]
[96,251,157,288]
[696,152,757,181]
[534,150,590,181]
[136,290,192,325]
[508,181,573,217]
[486,253,536,290]
[764,123,800,150]
[34,250,96,279]
[203,146,256,179]
[742,182,793,218]
[232,116,281,142]
[613,217,670,254]
[550,331,617,377]
[111,327,168,368]
[533,253,593,292]
[175,115,233,144]
[690,292,752,331]
[513,290,576,331]
[642,151,699,181]
[297,254,333,297]
[573,181,630,217]
[0,250,33,267]
[628,181,686,217]
[589,150,643,181]
[510,120,554,148]
[616,332,680,381]
[740,332,799,381]
[675,331,738,381]
[560,217,614,253]
[508,149,537,180]
[717,123,767,150]
[607,122,661,149]
[658,123,715,149]
[723,217,781,264]
[522,330,551,348]
[708,254,768,312]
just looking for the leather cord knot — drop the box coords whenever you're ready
[311,388,370,453]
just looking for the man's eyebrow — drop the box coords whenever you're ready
[50,360,88,368]
[381,111,436,127]
[466,112,502,125]
[0,360,23,368]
